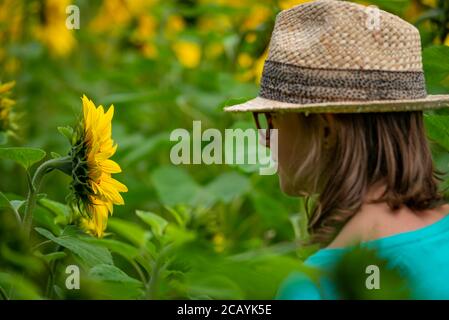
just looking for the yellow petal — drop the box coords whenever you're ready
[99,159,122,174]
[0,81,15,94]
[103,175,128,193]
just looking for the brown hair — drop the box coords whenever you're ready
[301,111,447,246]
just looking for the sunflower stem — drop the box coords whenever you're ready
[23,156,72,238]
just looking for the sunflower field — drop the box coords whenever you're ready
[0,0,449,300]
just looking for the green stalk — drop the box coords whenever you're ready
[23,156,72,238]
[45,244,62,299]
[146,256,162,300]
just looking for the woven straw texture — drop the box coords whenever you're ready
[225,0,449,113]
[268,0,422,71]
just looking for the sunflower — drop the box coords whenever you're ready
[70,95,127,237]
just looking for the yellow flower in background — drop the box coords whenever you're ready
[279,0,314,10]
[236,48,268,83]
[91,0,158,59]
[445,35,449,47]
[254,49,269,83]
[403,0,421,22]
[0,0,24,71]
[134,14,157,40]
[165,15,186,37]
[35,0,76,56]
[131,14,159,58]
[126,0,156,15]
[212,233,226,253]
[245,33,257,44]
[34,0,76,57]
[0,81,18,139]
[90,0,131,33]
[172,41,202,69]
[0,0,23,43]
[236,52,255,82]
[199,0,241,6]
[91,0,155,34]
[197,15,233,33]
[71,95,128,237]
[242,4,272,31]
[0,81,15,95]
[238,53,253,71]
[141,43,158,59]
[205,42,224,60]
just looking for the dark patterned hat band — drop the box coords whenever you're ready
[259,60,427,105]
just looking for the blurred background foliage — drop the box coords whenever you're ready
[0,0,449,299]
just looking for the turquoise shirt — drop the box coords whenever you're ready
[277,214,449,300]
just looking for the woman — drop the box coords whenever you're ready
[225,0,449,299]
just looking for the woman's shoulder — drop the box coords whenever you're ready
[327,203,449,249]
[277,208,449,300]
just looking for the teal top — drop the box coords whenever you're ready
[277,214,449,300]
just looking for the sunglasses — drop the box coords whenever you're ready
[252,112,273,147]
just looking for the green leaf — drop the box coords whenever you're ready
[57,126,74,143]
[1,244,45,273]
[151,166,201,206]
[34,227,113,268]
[207,172,250,203]
[165,224,196,246]
[83,238,139,260]
[89,264,142,285]
[0,272,41,299]
[83,238,154,274]
[250,191,290,227]
[35,251,67,264]
[424,114,449,152]
[0,147,46,169]
[164,206,188,226]
[415,8,445,25]
[87,264,144,299]
[136,210,168,237]
[186,275,245,299]
[0,191,22,223]
[38,198,72,225]
[423,46,449,93]
[107,218,151,247]
[33,206,62,236]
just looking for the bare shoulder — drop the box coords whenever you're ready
[327,202,449,249]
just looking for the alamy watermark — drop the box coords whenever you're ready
[66,5,80,30]
[366,6,381,31]
[365,264,380,290]
[169,121,278,175]
[65,265,80,290]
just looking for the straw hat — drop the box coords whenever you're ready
[224,0,449,114]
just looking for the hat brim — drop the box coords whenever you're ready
[224,95,449,113]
